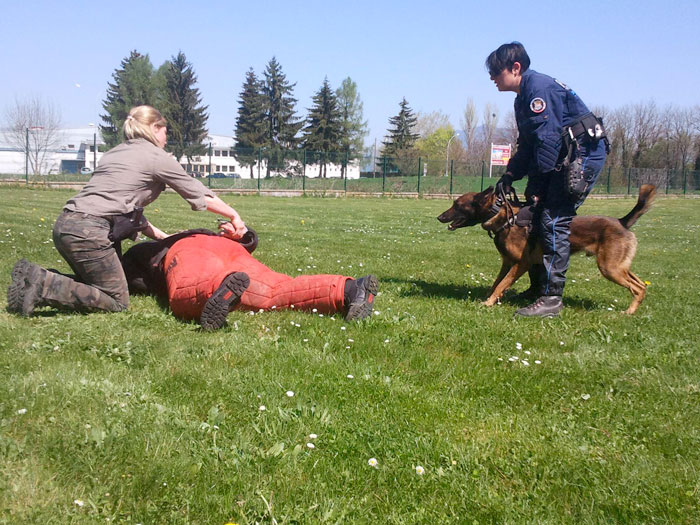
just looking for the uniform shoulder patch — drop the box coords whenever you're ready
[554,78,569,90]
[530,97,546,114]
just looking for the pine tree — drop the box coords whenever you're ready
[336,77,368,178]
[100,51,156,148]
[234,68,267,178]
[382,97,419,155]
[161,51,209,163]
[303,78,342,178]
[262,57,302,176]
[380,98,420,176]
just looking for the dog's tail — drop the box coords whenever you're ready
[619,184,657,230]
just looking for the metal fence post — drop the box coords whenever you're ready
[417,157,422,194]
[344,151,348,194]
[302,149,306,195]
[449,159,454,195]
[208,142,212,188]
[606,166,611,194]
[257,148,261,193]
[480,160,485,191]
[626,167,631,195]
[382,157,386,193]
[25,127,29,184]
[666,169,670,195]
[683,167,687,195]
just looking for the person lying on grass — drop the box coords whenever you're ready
[8,105,247,318]
[121,223,378,330]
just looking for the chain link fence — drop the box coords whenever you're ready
[2,147,698,196]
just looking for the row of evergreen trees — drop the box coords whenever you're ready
[100,51,422,177]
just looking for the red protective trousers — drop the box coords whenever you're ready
[163,234,348,321]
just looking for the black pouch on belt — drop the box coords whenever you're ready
[566,156,587,202]
[108,207,148,243]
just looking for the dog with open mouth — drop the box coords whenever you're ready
[437,184,656,314]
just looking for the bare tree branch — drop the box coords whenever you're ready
[3,96,63,175]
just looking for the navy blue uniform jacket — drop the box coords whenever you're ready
[507,69,591,180]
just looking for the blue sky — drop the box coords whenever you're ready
[2,0,698,146]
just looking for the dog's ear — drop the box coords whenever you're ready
[475,186,494,206]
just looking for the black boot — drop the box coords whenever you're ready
[200,272,250,331]
[344,275,378,321]
[512,264,544,301]
[515,295,563,317]
[7,259,47,316]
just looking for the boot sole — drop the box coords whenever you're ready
[200,272,250,331]
[345,275,379,321]
[7,259,31,314]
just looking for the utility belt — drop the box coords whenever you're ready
[556,112,610,202]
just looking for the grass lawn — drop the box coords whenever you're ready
[1,186,699,524]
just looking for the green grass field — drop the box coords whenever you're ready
[1,187,699,524]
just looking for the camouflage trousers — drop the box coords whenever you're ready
[40,211,129,312]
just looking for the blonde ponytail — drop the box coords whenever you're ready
[123,105,167,147]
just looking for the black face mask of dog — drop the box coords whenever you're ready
[437,187,495,230]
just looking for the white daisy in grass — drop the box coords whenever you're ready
[312,308,317,313]
[347,374,354,379]
[522,360,530,366]
[286,391,294,397]
[259,405,266,411]
[508,356,519,362]
[524,350,531,355]
[341,326,346,331]
[307,443,315,449]
[581,394,591,401]
[74,499,84,507]
[535,360,541,365]
[368,457,378,468]
[415,465,425,475]
[309,433,318,439]
[16,408,27,415]
[515,342,522,350]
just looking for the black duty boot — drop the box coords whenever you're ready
[515,295,563,318]
[344,275,378,321]
[7,259,47,316]
[513,264,544,301]
[200,272,250,331]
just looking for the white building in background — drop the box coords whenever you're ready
[0,128,359,179]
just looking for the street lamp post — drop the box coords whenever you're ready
[445,133,459,177]
[89,123,97,169]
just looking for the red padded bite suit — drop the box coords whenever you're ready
[163,234,348,320]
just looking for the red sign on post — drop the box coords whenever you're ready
[490,144,511,166]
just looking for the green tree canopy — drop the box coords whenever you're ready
[262,57,303,175]
[100,50,156,148]
[382,97,419,156]
[234,68,267,177]
[160,51,209,162]
[336,77,368,158]
[303,77,342,177]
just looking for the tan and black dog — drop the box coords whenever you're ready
[437,184,656,314]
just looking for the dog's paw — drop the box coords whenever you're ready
[482,298,498,307]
